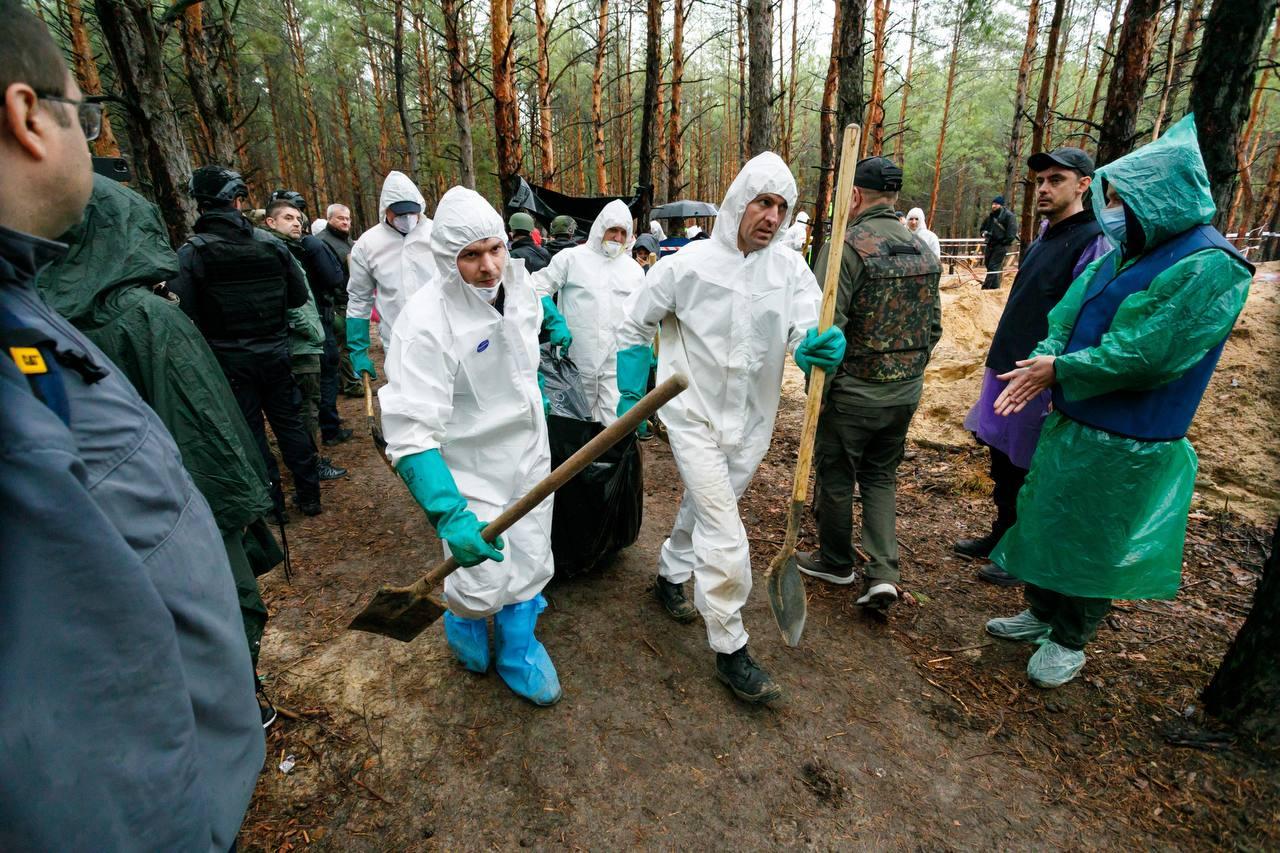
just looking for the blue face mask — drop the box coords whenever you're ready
[1099,205,1126,246]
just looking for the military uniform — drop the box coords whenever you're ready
[811,202,942,587]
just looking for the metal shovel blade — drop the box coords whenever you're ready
[766,547,808,647]
[348,584,447,642]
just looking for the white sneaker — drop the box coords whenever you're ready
[1027,640,1086,688]
[985,609,1052,642]
[856,581,898,610]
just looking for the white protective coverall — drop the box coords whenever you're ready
[906,207,942,260]
[617,152,821,653]
[379,187,553,618]
[781,211,810,251]
[533,200,645,425]
[347,170,433,347]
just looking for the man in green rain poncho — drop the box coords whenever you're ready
[983,115,1253,689]
[37,174,285,726]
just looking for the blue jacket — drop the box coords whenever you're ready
[0,224,263,851]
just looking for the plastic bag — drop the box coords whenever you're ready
[539,344,643,579]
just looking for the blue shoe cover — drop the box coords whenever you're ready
[493,595,562,706]
[444,611,490,673]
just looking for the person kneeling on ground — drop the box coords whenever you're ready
[983,116,1253,689]
[378,186,574,706]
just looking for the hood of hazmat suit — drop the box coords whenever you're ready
[379,186,554,617]
[616,152,822,655]
[906,207,941,259]
[649,220,666,241]
[346,170,434,346]
[991,114,1253,601]
[533,199,645,424]
[310,218,328,237]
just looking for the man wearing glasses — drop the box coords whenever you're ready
[0,3,264,849]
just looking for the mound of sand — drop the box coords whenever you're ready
[912,266,1280,525]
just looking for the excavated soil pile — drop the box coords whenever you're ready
[912,264,1280,525]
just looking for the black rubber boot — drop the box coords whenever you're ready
[294,496,322,517]
[953,533,999,559]
[978,563,1024,587]
[715,647,783,704]
[323,428,354,446]
[655,576,697,623]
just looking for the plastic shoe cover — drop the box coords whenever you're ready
[493,595,562,706]
[1027,640,1086,688]
[444,611,490,673]
[985,609,1052,642]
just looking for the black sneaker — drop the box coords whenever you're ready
[978,563,1023,587]
[318,459,348,480]
[655,576,698,623]
[715,647,783,704]
[323,428,354,446]
[257,681,278,730]
[294,496,322,517]
[795,551,856,585]
[953,533,999,559]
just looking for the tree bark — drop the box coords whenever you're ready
[337,81,369,226]
[928,11,963,224]
[747,0,772,155]
[1095,0,1160,165]
[666,0,686,198]
[1226,14,1280,235]
[392,0,420,181]
[1202,520,1280,743]
[282,0,328,203]
[637,0,661,221]
[1085,0,1124,139]
[1021,0,1066,244]
[893,0,919,163]
[866,0,890,156]
[835,0,866,133]
[492,0,522,200]
[1161,0,1207,129]
[1004,0,1042,204]
[811,0,842,264]
[177,3,237,166]
[63,0,120,156]
[592,0,609,191]
[1150,0,1185,141]
[354,0,392,175]
[1188,0,1280,224]
[784,0,800,162]
[737,0,747,163]
[93,0,196,244]
[534,0,555,186]
[441,0,476,189]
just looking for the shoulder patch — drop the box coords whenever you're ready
[9,346,47,375]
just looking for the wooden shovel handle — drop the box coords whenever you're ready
[790,123,862,507]
[406,373,689,595]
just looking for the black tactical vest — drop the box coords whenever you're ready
[840,224,942,382]
[188,233,289,340]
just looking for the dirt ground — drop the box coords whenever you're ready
[242,284,1279,851]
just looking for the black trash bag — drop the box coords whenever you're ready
[539,344,644,579]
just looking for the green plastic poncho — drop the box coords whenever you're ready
[991,115,1253,600]
[37,175,278,659]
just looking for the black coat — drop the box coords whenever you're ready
[981,207,1017,247]
[510,236,551,272]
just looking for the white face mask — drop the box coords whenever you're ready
[392,213,419,235]
[471,283,500,304]
[602,239,624,259]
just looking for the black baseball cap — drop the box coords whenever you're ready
[854,156,903,192]
[1027,147,1095,177]
[387,200,422,215]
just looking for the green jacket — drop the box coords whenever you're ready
[37,175,275,536]
[258,228,324,359]
[993,114,1253,600]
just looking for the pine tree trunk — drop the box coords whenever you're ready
[737,0,747,163]
[1095,0,1160,165]
[492,0,522,200]
[534,0,555,186]
[592,0,609,191]
[637,0,661,221]
[281,0,327,203]
[177,4,237,165]
[1202,520,1280,743]
[1224,15,1280,236]
[441,0,476,189]
[835,0,866,132]
[893,0,918,163]
[392,0,420,181]
[1067,0,1100,135]
[1188,0,1280,224]
[1004,0,1042,204]
[1021,0,1066,244]
[866,0,890,156]
[355,0,392,175]
[338,81,369,226]
[1085,0,1124,140]
[784,0,800,162]
[928,12,962,224]
[1162,0,1207,129]
[666,0,685,198]
[93,0,196,244]
[747,0,772,155]
[1150,0,1184,141]
[811,0,842,263]
[63,0,120,156]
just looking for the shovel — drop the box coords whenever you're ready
[362,374,395,472]
[349,373,689,642]
[765,122,862,647]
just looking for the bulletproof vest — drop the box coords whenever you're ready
[840,223,942,382]
[188,232,289,340]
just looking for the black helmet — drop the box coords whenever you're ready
[189,165,248,205]
[269,189,308,213]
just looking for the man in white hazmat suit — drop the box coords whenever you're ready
[533,199,645,425]
[379,186,573,707]
[905,207,941,259]
[615,153,847,703]
[782,210,810,252]
[345,170,433,381]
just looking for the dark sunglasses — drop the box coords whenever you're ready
[35,92,104,142]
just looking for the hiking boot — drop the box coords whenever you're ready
[715,646,783,704]
[977,563,1023,587]
[856,579,899,611]
[795,551,856,585]
[318,458,348,480]
[256,679,278,730]
[294,496,322,517]
[1027,640,1086,689]
[323,428,354,446]
[953,533,999,559]
[985,609,1052,642]
[655,576,698,623]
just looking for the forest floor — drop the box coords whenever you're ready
[241,272,1279,851]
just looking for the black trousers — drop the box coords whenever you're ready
[218,350,321,504]
[319,314,343,440]
[1025,584,1112,650]
[989,446,1027,539]
[982,244,1009,289]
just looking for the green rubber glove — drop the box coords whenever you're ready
[396,449,504,567]
[541,296,573,354]
[794,326,847,376]
[615,343,653,436]
[347,316,377,379]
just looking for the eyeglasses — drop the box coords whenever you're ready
[35,93,104,142]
